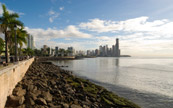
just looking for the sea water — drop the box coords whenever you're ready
[52,57,173,108]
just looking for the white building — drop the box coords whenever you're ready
[27,34,35,50]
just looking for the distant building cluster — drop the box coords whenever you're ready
[32,37,121,57]
[87,38,121,57]
[41,45,77,56]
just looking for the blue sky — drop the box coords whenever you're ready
[0,0,173,57]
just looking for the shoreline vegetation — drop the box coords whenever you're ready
[5,58,140,108]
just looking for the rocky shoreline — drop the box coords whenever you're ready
[5,60,140,108]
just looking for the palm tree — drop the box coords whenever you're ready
[0,37,5,55]
[0,4,23,63]
[16,28,28,56]
[9,28,28,56]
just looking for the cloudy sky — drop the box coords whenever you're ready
[0,0,173,57]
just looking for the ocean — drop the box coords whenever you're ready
[51,57,173,108]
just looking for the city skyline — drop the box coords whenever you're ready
[0,0,173,57]
[87,38,121,57]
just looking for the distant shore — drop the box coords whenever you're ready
[5,59,139,108]
[36,55,131,61]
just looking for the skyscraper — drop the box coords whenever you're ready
[115,38,120,57]
[27,34,35,50]
[55,46,59,56]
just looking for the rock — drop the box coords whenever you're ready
[32,89,41,97]
[70,104,82,108]
[29,92,37,100]
[73,99,78,104]
[48,103,57,107]
[42,91,53,102]
[19,96,25,105]
[29,98,35,105]
[80,82,84,89]
[35,98,47,105]
[15,87,26,97]
[61,103,69,108]
[27,84,34,91]
[17,104,25,108]
[82,105,90,108]
[6,95,25,107]
[66,88,75,94]
[50,80,56,85]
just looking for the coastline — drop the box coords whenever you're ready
[5,60,140,108]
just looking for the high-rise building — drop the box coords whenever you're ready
[95,49,100,56]
[97,38,121,57]
[27,34,35,49]
[55,46,59,56]
[99,45,103,56]
[87,50,91,56]
[115,38,120,57]
[105,45,108,56]
[67,47,75,56]
[51,48,55,56]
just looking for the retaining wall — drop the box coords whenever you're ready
[0,58,34,108]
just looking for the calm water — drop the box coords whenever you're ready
[51,57,173,108]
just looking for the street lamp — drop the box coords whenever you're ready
[14,24,18,62]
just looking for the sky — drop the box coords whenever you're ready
[0,0,173,57]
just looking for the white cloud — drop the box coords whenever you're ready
[48,10,55,15]
[79,17,171,34]
[59,7,64,11]
[48,10,59,23]
[24,16,173,57]
[25,25,92,48]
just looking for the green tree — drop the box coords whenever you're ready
[58,48,65,56]
[23,48,34,56]
[34,49,42,56]
[8,28,28,56]
[66,49,72,56]
[0,4,23,63]
[16,28,28,56]
[0,37,5,55]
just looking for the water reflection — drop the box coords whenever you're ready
[115,58,119,67]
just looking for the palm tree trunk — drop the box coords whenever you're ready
[5,32,9,63]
